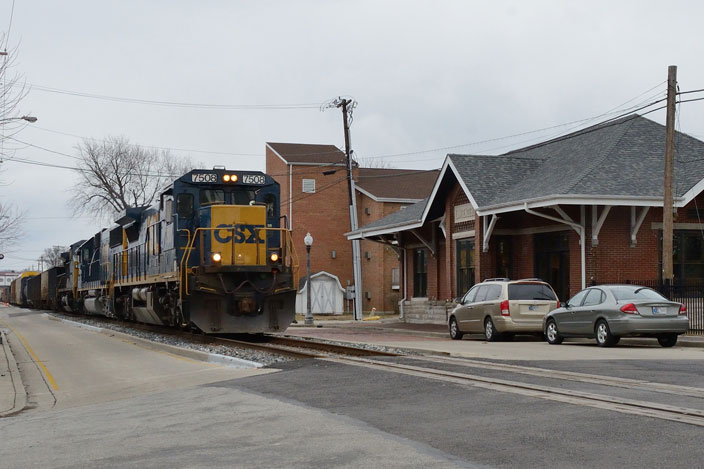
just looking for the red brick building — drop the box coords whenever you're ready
[266,143,437,313]
[348,116,704,323]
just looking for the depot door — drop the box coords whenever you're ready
[533,232,570,301]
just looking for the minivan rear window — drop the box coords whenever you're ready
[610,286,667,302]
[508,283,556,301]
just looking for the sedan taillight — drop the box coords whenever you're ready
[620,303,640,315]
[679,304,688,315]
[500,300,510,316]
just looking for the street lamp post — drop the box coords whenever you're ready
[304,232,314,325]
[0,116,37,125]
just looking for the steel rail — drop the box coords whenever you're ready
[325,355,704,427]
[411,355,704,399]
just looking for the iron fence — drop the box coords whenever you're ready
[617,280,704,335]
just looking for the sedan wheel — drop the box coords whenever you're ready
[449,317,463,340]
[657,333,678,348]
[545,320,563,345]
[484,317,499,342]
[595,320,617,347]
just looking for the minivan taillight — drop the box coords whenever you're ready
[620,303,639,314]
[679,304,688,315]
[500,300,510,316]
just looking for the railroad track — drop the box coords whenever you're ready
[323,354,704,427]
[50,312,399,360]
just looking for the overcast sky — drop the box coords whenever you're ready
[1,0,704,271]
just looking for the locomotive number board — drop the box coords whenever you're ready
[242,174,266,185]
[192,173,217,183]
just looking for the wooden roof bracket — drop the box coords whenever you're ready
[482,214,499,252]
[591,205,612,247]
[630,206,649,247]
[525,203,585,289]
[410,229,435,257]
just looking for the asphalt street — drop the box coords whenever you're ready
[2,308,704,467]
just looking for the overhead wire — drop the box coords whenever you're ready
[358,90,668,161]
[13,82,323,110]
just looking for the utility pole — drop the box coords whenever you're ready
[338,98,363,321]
[662,65,677,286]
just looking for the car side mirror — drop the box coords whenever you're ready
[562,302,569,308]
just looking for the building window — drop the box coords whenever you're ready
[413,249,428,297]
[456,238,475,296]
[302,179,316,193]
[391,268,400,290]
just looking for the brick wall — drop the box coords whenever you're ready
[266,147,355,294]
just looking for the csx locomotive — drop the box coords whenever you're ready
[12,169,299,334]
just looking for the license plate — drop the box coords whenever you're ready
[652,307,661,314]
[529,305,537,311]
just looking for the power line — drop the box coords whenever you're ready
[15,82,323,110]
[360,93,669,160]
[27,125,264,157]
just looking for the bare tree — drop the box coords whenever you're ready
[355,155,394,169]
[0,202,23,252]
[0,37,29,251]
[70,136,195,219]
[0,37,31,158]
[40,245,68,268]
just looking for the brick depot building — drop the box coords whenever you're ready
[265,142,437,313]
[348,116,704,323]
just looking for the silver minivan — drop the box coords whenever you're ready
[449,279,559,341]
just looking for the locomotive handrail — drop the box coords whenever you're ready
[177,228,192,302]
[181,226,299,297]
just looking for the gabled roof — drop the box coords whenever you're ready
[266,142,346,165]
[356,168,439,202]
[347,198,427,239]
[437,115,704,216]
[349,114,704,240]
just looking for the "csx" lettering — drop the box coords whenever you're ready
[214,224,264,244]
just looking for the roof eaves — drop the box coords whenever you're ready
[346,220,424,240]
[476,194,685,216]
[266,143,289,165]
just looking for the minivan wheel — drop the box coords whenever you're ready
[449,317,463,340]
[595,320,616,347]
[484,317,499,342]
[545,320,563,345]
[657,333,678,348]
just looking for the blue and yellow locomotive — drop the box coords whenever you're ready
[55,168,299,334]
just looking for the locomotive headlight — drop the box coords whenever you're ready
[270,253,279,262]
[212,252,222,263]
[223,174,231,182]
[230,174,238,182]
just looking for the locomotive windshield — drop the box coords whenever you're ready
[200,189,224,206]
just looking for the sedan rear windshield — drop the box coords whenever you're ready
[508,283,556,301]
[610,286,667,302]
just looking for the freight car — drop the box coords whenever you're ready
[40,267,63,310]
[10,271,39,307]
[49,168,299,334]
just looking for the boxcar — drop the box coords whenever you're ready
[40,267,63,310]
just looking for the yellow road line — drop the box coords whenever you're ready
[0,320,59,391]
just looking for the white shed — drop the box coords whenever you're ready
[296,271,346,315]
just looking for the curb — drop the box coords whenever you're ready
[50,316,263,369]
[0,330,27,418]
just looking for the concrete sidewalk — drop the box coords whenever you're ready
[290,318,704,347]
[0,330,26,417]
